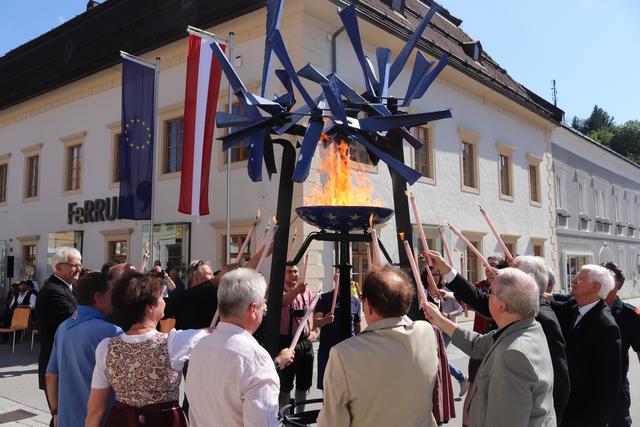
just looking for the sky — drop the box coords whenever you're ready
[1,0,638,124]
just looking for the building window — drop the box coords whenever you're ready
[465,239,481,283]
[349,141,372,165]
[25,155,39,199]
[528,164,539,203]
[499,154,511,196]
[65,144,82,191]
[164,117,184,173]
[565,253,592,292]
[0,162,7,204]
[113,132,121,183]
[220,234,251,266]
[221,103,251,165]
[533,243,543,257]
[108,240,128,264]
[352,242,369,289]
[23,244,37,270]
[461,142,476,189]
[412,127,434,180]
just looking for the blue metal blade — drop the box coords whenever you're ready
[394,127,423,149]
[275,94,325,134]
[338,4,376,95]
[292,118,325,182]
[376,48,391,99]
[269,30,317,108]
[264,135,277,177]
[388,4,438,86]
[298,63,329,84]
[320,76,347,123]
[220,118,272,150]
[402,51,431,107]
[334,76,367,104]
[274,92,294,108]
[365,56,379,86]
[275,69,293,93]
[210,39,246,94]
[358,110,452,132]
[247,133,265,182]
[216,112,253,128]
[351,133,422,184]
[261,0,285,97]
[414,55,449,99]
[244,92,283,115]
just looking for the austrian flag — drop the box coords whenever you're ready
[178,33,225,216]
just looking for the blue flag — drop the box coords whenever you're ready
[119,57,155,220]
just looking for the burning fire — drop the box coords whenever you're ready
[305,137,382,207]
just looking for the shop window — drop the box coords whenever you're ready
[142,223,190,272]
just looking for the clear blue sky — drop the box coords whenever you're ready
[1,0,638,124]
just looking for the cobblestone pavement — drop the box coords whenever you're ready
[1,297,638,425]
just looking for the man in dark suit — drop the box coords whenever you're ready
[36,246,81,426]
[550,264,621,427]
[429,252,570,424]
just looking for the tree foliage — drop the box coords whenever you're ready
[570,106,639,164]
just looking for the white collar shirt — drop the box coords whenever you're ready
[574,300,600,326]
[54,274,73,290]
[185,322,279,427]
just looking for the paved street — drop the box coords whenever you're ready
[1,297,639,425]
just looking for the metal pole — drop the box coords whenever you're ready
[149,57,160,266]
[225,32,235,265]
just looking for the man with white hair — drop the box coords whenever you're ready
[186,268,293,427]
[36,246,81,426]
[550,264,621,427]
[431,251,570,423]
[424,268,556,426]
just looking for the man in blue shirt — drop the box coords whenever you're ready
[46,271,122,427]
[313,281,362,390]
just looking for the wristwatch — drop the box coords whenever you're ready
[274,358,281,370]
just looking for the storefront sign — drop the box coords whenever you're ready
[67,197,119,224]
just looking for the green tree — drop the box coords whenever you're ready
[610,120,640,163]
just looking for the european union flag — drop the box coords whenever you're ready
[119,57,156,220]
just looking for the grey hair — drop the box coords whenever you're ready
[52,247,82,269]
[582,264,615,299]
[546,266,557,289]
[494,268,539,319]
[217,268,267,318]
[513,255,548,298]
[187,259,212,284]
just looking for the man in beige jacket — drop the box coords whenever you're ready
[317,265,439,427]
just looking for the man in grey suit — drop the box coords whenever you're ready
[317,266,439,427]
[424,267,555,427]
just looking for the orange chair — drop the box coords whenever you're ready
[0,307,31,353]
[159,318,176,333]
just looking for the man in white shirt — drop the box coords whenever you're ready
[9,280,37,310]
[186,268,294,427]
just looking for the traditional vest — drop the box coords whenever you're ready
[105,332,180,407]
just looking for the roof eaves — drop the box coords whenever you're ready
[560,123,640,170]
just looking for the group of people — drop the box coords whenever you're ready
[28,241,640,427]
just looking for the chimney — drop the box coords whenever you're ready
[86,0,100,11]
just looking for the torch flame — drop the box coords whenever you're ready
[369,212,374,228]
[305,137,382,207]
[399,232,405,241]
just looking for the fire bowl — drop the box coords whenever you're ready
[296,205,394,232]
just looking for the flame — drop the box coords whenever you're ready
[369,212,374,228]
[305,137,382,207]
[399,232,405,241]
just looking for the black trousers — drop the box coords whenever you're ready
[278,335,314,393]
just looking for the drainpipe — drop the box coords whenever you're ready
[330,25,345,74]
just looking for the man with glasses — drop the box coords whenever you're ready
[36,246,81,427]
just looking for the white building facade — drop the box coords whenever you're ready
[0,0,566,292]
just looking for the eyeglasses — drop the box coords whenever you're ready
[59,262,82,270]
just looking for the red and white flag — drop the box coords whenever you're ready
[178,33,224,216]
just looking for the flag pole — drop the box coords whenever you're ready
[225,32,235,265]
[149,57,160,265]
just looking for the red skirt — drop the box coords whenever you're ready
[105,400,187,427]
